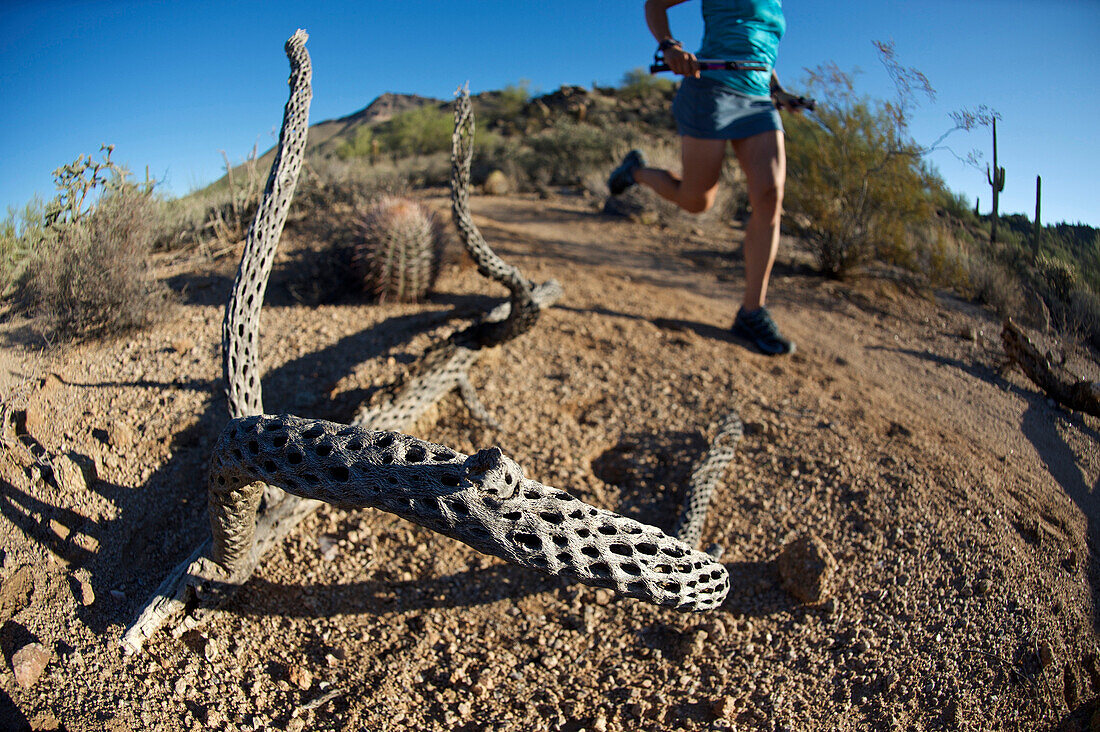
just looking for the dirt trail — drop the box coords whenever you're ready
[1,192,1098,731]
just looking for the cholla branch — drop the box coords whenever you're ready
[124,45,730,657]
[352,280,561,430]
[222,29,312,420]
[1002,319,1100,417]
[450,84,542,345]
[674,412,744,549]
[207,415,728,611]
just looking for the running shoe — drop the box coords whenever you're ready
[608,149,646,195]
[732,306,795,356]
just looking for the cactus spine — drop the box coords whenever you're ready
[1033,175,1042,256]
[986,117,1006,244]
[354,196,444,303]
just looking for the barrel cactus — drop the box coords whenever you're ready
[353,196,446,303]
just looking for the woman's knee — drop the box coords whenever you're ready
[750,180,783,219]
[681,190,717,214]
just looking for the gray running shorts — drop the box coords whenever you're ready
[672,76,783,140]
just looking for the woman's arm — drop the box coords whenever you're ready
[644,0,699,78]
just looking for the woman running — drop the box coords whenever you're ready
[609,0,805,355]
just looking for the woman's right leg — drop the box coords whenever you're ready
[633,136,726,214]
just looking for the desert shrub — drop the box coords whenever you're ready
[24,185,169,339]
[967,253,1024,318]
[1066,288,1100,349]
[1034,253,1079,303]
[295,158,409,212]
[470,135,525,189]
[0,199,50,297]
[478,81,532,129]
[618,68,676,102]
[335,126,378,162]
[783,65,933,277]
[518,122,619,186]
[377,106,453,158]
[351,196,446,302]
[904,224,970,291]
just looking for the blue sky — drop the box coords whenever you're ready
[2,0,1098,226]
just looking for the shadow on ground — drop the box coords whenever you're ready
[3,302,466,636]
[884,343,1100,628]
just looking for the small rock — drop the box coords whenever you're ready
[286,718,305,732]
[23,374,63,440]
[11,641,51,688]
[202,637,219,661]
[0,564,35,623]
[1039,641,1056,670]
[1065,664,1081,708]
[318,535,339,561]
[107,421,135,449]
[202,707,224,727]
[712,696,739,720]
[30,713,61,730]
[288,664,313,690]
[592,714,608,732]
[51,452,87,492]
[594,589,614,606]
[974,578,992,596]
[482,170,511,196]
[777,533,838,603]
[110,589,126,601]
[74,576,95,606]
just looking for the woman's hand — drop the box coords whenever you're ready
[663,45,700,78]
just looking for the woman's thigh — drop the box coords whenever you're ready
[731,130,786,203]
[680,136,728,210]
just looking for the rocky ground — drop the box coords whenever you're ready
[1,192,1098,731]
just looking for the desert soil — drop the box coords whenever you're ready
[1,192,1098,731]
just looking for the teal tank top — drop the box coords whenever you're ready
[697,0,785,97]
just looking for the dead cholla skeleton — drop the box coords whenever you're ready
[124,34,737,654]
[209,415,728,612]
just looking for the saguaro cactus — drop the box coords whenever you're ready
[1033,175,1043,256]
[986,118,1006,244]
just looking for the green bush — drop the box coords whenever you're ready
[784,84,932,276]
[0,199,49,297]
[479,81,532,128]
[518,122,619,186]
[618,68,676,102]
[335,126,377,161]
[377,106,453,158]
[7,146,171,340]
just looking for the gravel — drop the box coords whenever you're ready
[1,193,1097,730]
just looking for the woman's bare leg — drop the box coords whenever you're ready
[633,136,726,214]
[730,130,785,310]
